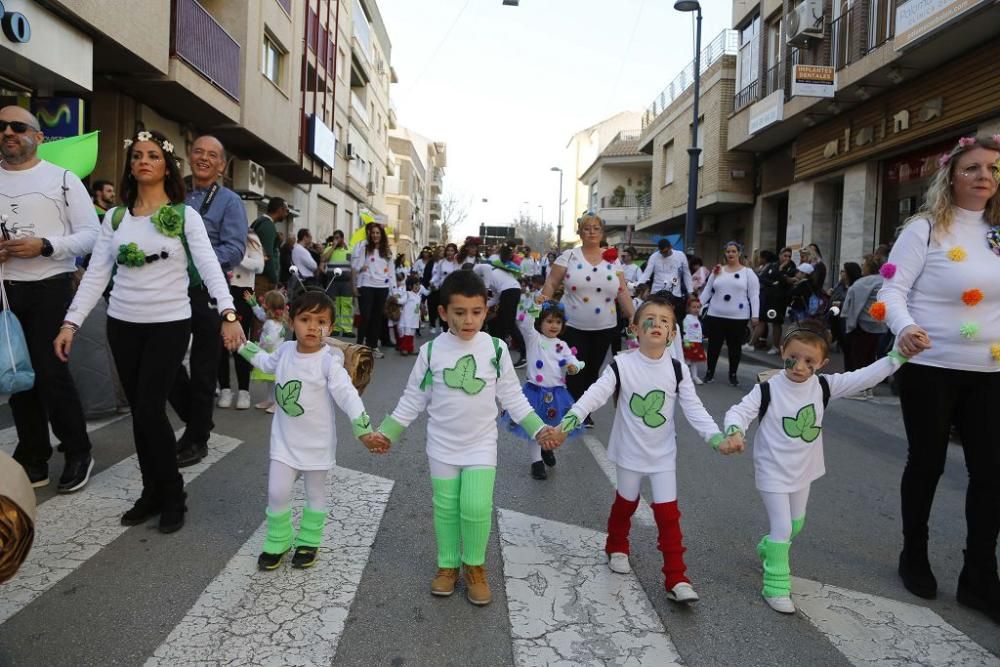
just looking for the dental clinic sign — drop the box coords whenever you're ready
[895,0,988,50]
[0,0,31,44]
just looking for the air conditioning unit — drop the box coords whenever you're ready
[232,159,266,196]
[786,0,824,45]
[345,143,356,160]
[366,181,375,195]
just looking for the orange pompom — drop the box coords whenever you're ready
[869,301,887,321]
[992,344,1000,362]
[962,289,984,307]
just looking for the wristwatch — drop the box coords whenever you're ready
[222,310,238,323]
[40,238,54,258]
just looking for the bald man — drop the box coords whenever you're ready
[0,105,99,492]
[167,135,247,467]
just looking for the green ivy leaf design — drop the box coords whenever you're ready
[782,404,821,442]
[442,354,486,395]
[628,390,667,428]
[275,380,305,417]
[560,413,580,433]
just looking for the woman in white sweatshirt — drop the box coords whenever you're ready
[701,241,760,386]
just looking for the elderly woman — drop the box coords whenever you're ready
[351,221,393,356]
[538,214,635,426]
[701,241,760,385]
[878,134,1000,622]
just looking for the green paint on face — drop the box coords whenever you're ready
[783,358,796,370]
[642,317,655,333]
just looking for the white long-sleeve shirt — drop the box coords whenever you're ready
[380,331,544,466]
[517,308,582,388]
[0,160,100,281]
[292,243,318,277]
[878,208,1000,372]
[431,259,461,289]
[241,341,371,470]
[567,349,722,472]
[398,290,424,331]
[724,356,903,492]
[641,251,692,297]
[231,232,264,289]
[65,205,234,325]
[703,266,760,320]
[351,240,393,289]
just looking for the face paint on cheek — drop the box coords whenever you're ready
[642,317,655,333]
[783,358,796,370]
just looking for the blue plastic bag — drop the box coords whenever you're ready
[0,281,35,394]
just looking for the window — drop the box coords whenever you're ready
[737,14,761,93]
[338,48,347,80]
[262,35,284,85]
[696,117,705,168]
[663,142,674,185]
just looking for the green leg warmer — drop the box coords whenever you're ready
[758,516,805,561]
[263,508,294,555]
[762,538,792,599]
[459,467,496,567]
[432,477,462,568]
[295,507,328,548]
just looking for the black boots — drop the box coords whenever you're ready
[956,550,1000,624]
[898,543,937,600]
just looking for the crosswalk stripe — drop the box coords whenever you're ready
[0,414,128,455]
[793,577,1000,667]
[0,432,242,626]
[497,508,683,666]
[145,466,393,667]
[581,434,653,527]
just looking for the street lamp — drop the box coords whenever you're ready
[550,167,563,250]
[675,0,702,255]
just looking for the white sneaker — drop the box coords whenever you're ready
[607,552,632,574]
[766,347,779,355]
[373,348,385,359]
[666,582,699,603]
[235,390,251,410]
[742,344,755,353]
[216,388,233,408]
[692,375,704,385]
[763,594,796,614]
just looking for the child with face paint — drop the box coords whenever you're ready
[682,298,707,383]
[548,296,725,603]
[238,291,386,571]
[720,320,917,614]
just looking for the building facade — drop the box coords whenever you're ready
[386,127,447,258]
[577,130,654,248]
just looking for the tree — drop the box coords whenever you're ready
[439,193,469,244]
[511,214,554,252]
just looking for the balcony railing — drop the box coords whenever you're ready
[350,91,370,126]
[733,80,760,112]
[637,192,652,222]
[600,194,645,209]
[763,62,782,97]
[831,3,896,71]
[171,0,240,101]
[643,29,738,129]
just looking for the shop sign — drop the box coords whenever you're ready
[31,98,84,140]
[307,113,336,169]
[0,0,30,44]
[894,0,989,50]
[819,98,943,161]
[748,90,785,135]
[790,65,836,98]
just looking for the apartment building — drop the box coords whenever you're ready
[577,130,654,247]
[386,127,447,258]
[0,0,400,246]
[635,30,755,262]
[727,0,1000,279]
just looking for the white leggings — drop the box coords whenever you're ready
[759,486,811,542]
[267,460,328,512]
[428,458,492,479]
[616,466,678,504]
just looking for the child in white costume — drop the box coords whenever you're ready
[721,322,912,613]
[681,297,707,384]
[551,296,725,603]
[397,276,427,356]
[239,291,383,570]
[378,271,556,606]
[243,289,288,412]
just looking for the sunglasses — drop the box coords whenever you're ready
[0,120,38,134]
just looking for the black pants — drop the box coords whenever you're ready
[357,286,389,349]
[218,285,253,391]
[563,325,621,401]
[6,274,92,467]
[897,363,1000,559]
[705,315,747,378]
[427,289,441,330]
[492,288,525,358]
[108,317,190,504]
[168,286,220,446]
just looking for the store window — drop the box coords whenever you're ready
[878,137,959,247]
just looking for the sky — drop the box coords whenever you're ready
[379,0,733,241]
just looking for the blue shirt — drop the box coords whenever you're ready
[185,183,247,270]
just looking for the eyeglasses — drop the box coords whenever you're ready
[957,163,1000,179]
[0,120,38,134]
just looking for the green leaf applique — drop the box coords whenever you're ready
[560,413,581,433]
[782,404,821,443]
[628,390,667,428]
[275,380,305,417]
[442,354,487,395]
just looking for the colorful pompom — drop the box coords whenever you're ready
[558,359,567,367]
[879,262,897,279]
[602,247,618,262]
[960,322,980,339]
[535,374,544,383]
[570,346,578,355]
[958,136,977,148]
[991,343,1000,362]
[869,302,887,321]
[962,289,984,307]
[517,312,525,321]
[535,360,543,369]
[948,246,967,262]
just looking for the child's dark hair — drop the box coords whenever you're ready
[289,290,335,320]
[535,302,566,333]
[781,319,832,357]
[405,275,421,290]
[633,295,676,327]
[530,274,545,289]
[439,269,487,307]
[499,244,514,263]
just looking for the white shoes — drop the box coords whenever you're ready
[742,344,756,353]
[235,390,251,410]
[764,594,796,614]
[607,552,632,574]
[692,374,704,385]
[217,388,233,408]
[373,348,385,359]
[766,347,780,355]
[666,582,700,603]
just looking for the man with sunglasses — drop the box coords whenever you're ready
[0,105,100,492]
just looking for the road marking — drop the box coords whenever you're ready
[581,434,653,527]
[497,508,683,666]
[0,432,242,625]
[793,577,1000,667]
[146,466,394,667]
[0,414,128,455]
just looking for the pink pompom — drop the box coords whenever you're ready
[517,313,525,321]
[535,374,544,383]
[938,153,951,169]
[570,346,578,355]
[958,136,977,148]
[879,262,897,279]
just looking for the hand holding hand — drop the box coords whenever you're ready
[221,320,246,351]
[361,432,391,454]
[536,426,567,450]
[243,289,256,305]
[718,432,745,455]
[897,324,931,357]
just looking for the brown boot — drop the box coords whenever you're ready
[431,568,460,596]
[464,564,492,606]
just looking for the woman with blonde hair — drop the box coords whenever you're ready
[878,134,1000,622]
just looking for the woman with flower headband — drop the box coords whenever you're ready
[537,213,635,427]
[53,129,244,534]
[700,241,760,386]
[876,134,1000,623]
